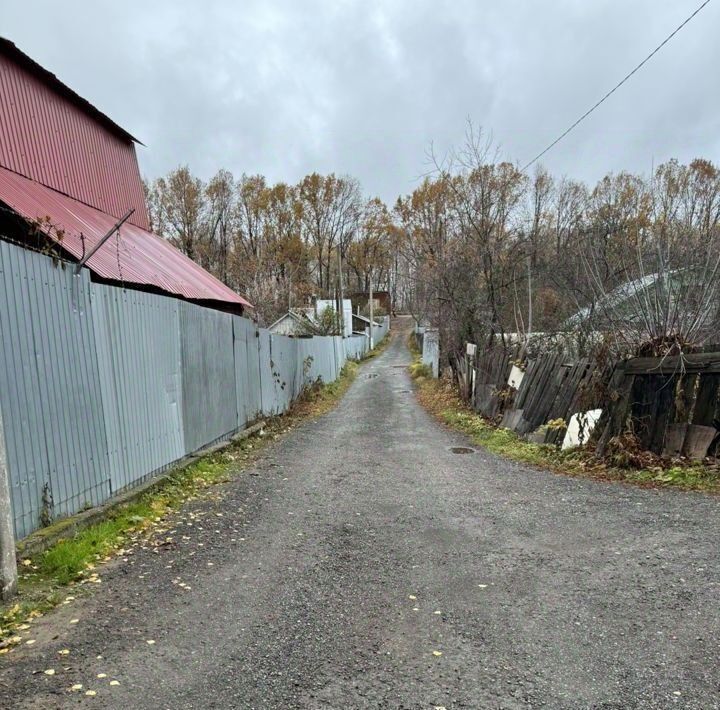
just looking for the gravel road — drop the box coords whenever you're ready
[1,321,719,709]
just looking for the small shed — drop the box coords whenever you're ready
[268,311,321,337]
[352,313,382,334]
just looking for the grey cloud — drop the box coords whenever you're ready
[4,0,719,201]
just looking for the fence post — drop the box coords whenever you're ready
[0,403,17,600]
[466,343,477,402]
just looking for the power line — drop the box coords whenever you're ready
[521,0,713,172]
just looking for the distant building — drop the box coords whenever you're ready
[0,38,251,313]
[351,313,382,334]
[315,298,353,337]
[351,291,392,316]
[268,311,322,337]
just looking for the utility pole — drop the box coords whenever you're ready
[369,274,374,349]
[337,247,346,337]
[0,403,17,600]
[527,253,533,340]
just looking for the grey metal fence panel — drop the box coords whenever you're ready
[180,302,237,453]
[372,316,390,344]
[235,316,263,422]
[297,336,337,385]
[257,329,276,415]
[345,334,368,361]
[0,240,370,540]
[92,286,185,493]
[0,242,109,539]
[269,334,298,413]
[232,316,250,428]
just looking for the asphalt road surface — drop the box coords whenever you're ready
[2,322,719,709]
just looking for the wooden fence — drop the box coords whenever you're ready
[459,346,720,459]
[595,353,720,459]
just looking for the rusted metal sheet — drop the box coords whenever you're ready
[0,44,149,230]
[0,166,251,308]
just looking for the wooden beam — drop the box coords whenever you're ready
[624,353,720,375]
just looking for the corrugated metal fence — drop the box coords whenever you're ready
[0,241,388,539]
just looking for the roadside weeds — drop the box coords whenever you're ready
[407,339,720,496]
[0,358,363,650]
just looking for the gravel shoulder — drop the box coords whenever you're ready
[1,322,719,709]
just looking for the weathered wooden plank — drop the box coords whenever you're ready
[648,375,677,454]
[518,355,548,418]
[625,353,720,375]
[530,361,567,429]
[596,364,632,457]
[501,408,523,431]
[514,359,537,409]
[630,374,661,450]
[524,354,562,429]
[548,360,586,422]
[683,425,716,459]
[663,423,688,457]
[544,360,589,445]
[692,373,720,426]
[673,373,697,424]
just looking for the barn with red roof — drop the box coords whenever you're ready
[0,38,251,313]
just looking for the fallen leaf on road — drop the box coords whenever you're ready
[408,595,416,600]
[85,689,96,696]
[58,649,70,655]
[97,673,107,678]
[146,639,156,645]
[69,619,79,625]
[25,639,36,645]
[478,584,488,589]
[70,683,83,691]
[44,669,55,675]
[109,680,120,686]
[432,651,443,657]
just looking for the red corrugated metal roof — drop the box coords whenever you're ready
[0,166,252,309]
[0,39,150,230]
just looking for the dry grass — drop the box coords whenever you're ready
[412,366,720,495]
[1,360,361,649]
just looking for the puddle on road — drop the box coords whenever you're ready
[449,447,475,454]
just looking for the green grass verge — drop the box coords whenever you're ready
[411,359,719,495]
[1,360,361,649]
[359,331,392,361]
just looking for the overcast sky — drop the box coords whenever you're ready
[4,0,719,202]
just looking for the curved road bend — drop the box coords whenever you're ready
[2,320,719,709]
